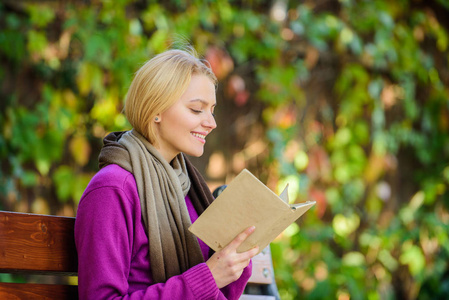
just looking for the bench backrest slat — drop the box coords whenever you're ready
[0,282,78,300]
[0,211,77,275]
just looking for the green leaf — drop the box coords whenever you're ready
[27,5,55,28]
[400,242,425,276]
[27,30,48,54]
[53,166,75,203]
[333,213,360,237]
[85,34,112,67]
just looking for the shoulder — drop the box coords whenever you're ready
[88,164,136,191]
[79,164,138,206]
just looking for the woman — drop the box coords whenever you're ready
[74,48,259,299]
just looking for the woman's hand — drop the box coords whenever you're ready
[206,226,259,289]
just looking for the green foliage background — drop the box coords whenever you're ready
[1,0,449,299]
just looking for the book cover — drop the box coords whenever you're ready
[189,169,316,254]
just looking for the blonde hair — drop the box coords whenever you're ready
[124,48,217,144]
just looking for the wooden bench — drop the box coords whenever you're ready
[0,211,78,299]
[0,210,279,299]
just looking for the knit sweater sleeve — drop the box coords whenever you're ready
[74,166,224,300]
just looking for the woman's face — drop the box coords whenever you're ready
[155,74,217,162]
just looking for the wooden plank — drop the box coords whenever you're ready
[0,211,77,274]
[247,247,273,284]
[0,282,78,300]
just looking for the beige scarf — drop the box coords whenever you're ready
[98,129,205,283]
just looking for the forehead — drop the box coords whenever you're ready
[180,75,216,104]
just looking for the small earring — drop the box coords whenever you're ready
[155,117,159,121]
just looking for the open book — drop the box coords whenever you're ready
[189,169,316,254]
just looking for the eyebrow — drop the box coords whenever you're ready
[189,99,216,107]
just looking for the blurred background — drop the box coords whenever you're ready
[1,0,449,299]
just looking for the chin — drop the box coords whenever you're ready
[184,148,204,158]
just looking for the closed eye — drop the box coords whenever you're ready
[190,107,215,117]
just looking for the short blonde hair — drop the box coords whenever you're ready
[124,48,217,144]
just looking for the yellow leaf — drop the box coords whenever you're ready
[70,135,91,166]
[31,197,50,215]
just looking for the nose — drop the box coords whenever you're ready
[202,112,217,130]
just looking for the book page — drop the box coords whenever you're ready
[279,184,289,203]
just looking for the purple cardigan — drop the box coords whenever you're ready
[75,164,251,300]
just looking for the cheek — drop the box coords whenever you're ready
[178,115,198,130]
[162,117,192,135]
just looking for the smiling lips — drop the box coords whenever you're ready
[191,132,206,143]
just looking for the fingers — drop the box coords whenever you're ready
[237,246,259,266]
[206,227,259,289]
[226,226,256,252]
[245,245,259,259]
